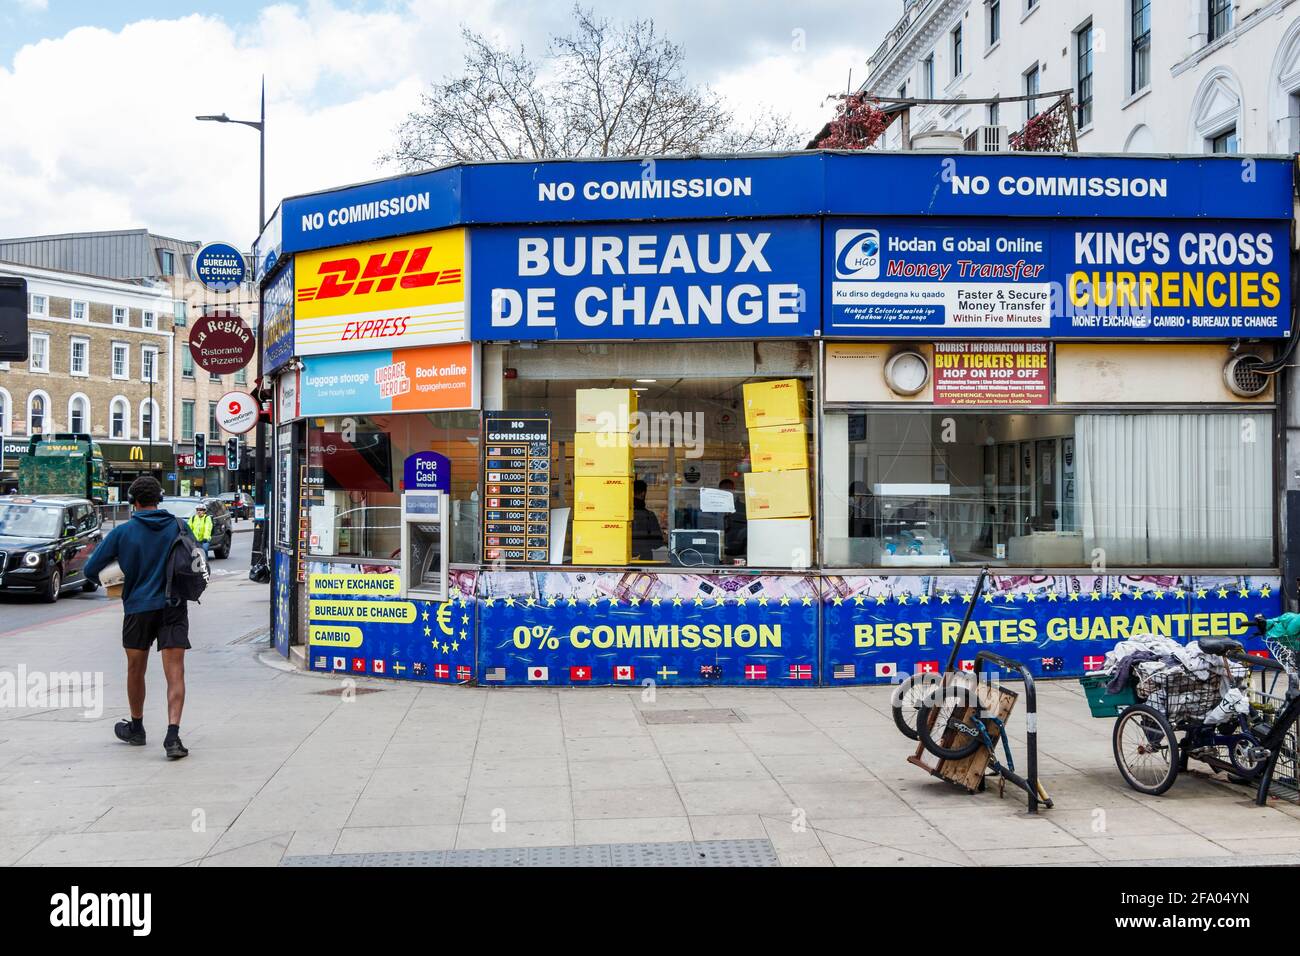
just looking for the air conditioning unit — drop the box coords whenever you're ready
[964,125,1009,152]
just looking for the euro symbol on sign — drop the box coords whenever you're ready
[436,601,454,636]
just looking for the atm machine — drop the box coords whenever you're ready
[400,489,449,600]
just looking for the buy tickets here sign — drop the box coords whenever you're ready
[933,341,1049,406]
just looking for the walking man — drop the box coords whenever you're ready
[188,503,213,558]
[84,475,191,759]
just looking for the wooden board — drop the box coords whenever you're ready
[936,682,1019,792]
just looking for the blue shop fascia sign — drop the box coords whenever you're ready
[276,152,1295,340]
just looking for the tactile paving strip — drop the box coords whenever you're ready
[280,839,777,867]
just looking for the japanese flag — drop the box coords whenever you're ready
[875,662,897,678]
[527,666,550,681]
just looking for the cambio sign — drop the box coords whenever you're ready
[470,219,819,341]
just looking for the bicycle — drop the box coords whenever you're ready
[1108,616,1300,802]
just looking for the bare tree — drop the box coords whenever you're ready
[383,6,800,169]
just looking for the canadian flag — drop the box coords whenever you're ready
[614,665,635,680]
[958,660,976,673]
[372,660,386,674]
[570,666,592,681]
[1083,655,1106,671]
[528,666,549,682]
[875,662,897,678]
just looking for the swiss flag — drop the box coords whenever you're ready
[744,664,767,680]
[372,660,386,674]
[875,662,897,678]
[434,663,450,679]
[1083,655,1106,671]
[351,658,366,672]
[958,660,976,673]
[1247,650,1271,659]
[613,665,635,681]
[570,666,592,681]
[917,660,940,674]
[788,664,812,680]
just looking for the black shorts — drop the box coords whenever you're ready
[122,603,191,651]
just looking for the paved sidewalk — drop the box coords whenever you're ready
[3,570,1300,866]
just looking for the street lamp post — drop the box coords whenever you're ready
[197,78,268,580]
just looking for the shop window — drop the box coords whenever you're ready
[306,412,482,563]
[822,410,1272,569]
[491,341,815,569]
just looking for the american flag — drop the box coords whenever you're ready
[484,666,507,682]
[312,655,328,670]
[833,663,856,680]
[744,664,767,680]
[788,664,812,680]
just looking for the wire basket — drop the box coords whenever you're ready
[1136,669,1228,724]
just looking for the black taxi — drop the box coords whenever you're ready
[0,495,102,602]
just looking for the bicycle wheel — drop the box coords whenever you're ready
[891,673,936,741]
[1227,734,1266,779]
[916,684,985,761]
[1113,704,1179,796]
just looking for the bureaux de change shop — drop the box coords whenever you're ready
[256,151,1292,686]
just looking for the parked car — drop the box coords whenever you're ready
[158,496,233,559]
[218,491,252,520]
[0,495,103,602]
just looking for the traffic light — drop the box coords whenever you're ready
[226,438,240,472]
[194,433,206,469]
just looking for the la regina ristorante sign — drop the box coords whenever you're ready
[189,314,255,375]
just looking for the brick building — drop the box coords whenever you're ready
[0,260,176,499]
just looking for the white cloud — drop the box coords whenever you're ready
[0,2,876,245]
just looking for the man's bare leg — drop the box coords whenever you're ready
[125,648,148,719]
[161,648,186,726]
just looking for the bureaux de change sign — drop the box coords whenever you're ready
[470,218,819,341]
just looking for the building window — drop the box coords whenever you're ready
[181,400,195,441]
[1131,0,1151,95]
[112,342,129,380]
[989,101,1001,127]
[142,346,158,383]
[1076,22,1094,128]
[29,294,47,316]
[1211,128,1239,153]
[235,367,247,385]
[173,301,186,327]
[70,337,89,377]
[1025,64,1041,118]
[989,0,1001,46]
[29,333,49,373]
[210,370,223,384]
[110,398,128,440]
[1208,0,1232,42]
[160,249,175,276]
[71,300,88,322]
[0,389,10,435]
[142,310,156,330]
[112,306,128,326]
[140,400,158,442]
[182,348,195,378]
[28,393,47,435]
[1027,0,1039,10]
[923,53,935,97]
[951,24,963,78]
[208,402,220,438]
[68,395,88,434]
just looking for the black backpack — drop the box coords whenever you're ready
[165,516,210,603]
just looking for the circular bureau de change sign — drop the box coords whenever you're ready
[215,391,259,434]
[194,241,247,291]
[189,314,255,374]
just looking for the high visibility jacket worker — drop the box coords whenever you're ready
[187,512,213,543]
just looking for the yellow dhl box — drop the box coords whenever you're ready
[743,378,805,429]
[573,520,632,565]
[744,469,811,519]
[576,388,638,432]
[748,423,808,473]
[574,476,634,520]
[574,431,633,476]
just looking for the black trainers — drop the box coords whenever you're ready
[163,736,189,760]
[114,719,145,746]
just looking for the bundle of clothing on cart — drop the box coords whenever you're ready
[1097,635,1249,725]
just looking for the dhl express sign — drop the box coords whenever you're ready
[294,228,466,356]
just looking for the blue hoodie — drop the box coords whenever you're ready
[84,509,182,614]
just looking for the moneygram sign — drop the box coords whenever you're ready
[293,228,466,355]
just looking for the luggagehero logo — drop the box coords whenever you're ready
[835,229,880,279]
[294,228,467,355]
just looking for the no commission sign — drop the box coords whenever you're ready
[216,391,259,434]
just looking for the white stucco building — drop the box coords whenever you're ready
[863,0,1300,154]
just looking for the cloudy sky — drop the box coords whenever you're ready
[0,0,896,247]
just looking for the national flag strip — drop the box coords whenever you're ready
[311,655,328,671]
[528,666,550,682]
[371,660,386,675]
[1083,655,1106,671]
[958,660,976,673]
[570,666,592,682]
[788,663,812,681]
[456,665,473,681]
[916,660,940,674]
[484,666,506,682]
[434,663,451,680]
[351,658,366,673]
[833,663,856,680]
[412,662,427,677]
[332,656,347,672]
[1041,657,1064,673]
[699,664,723,681]
[874,662,897,679]
[613,665,635,681]
[744,664,767,681]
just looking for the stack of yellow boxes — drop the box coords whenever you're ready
[742,379,811,565]
[572,389,637,564]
